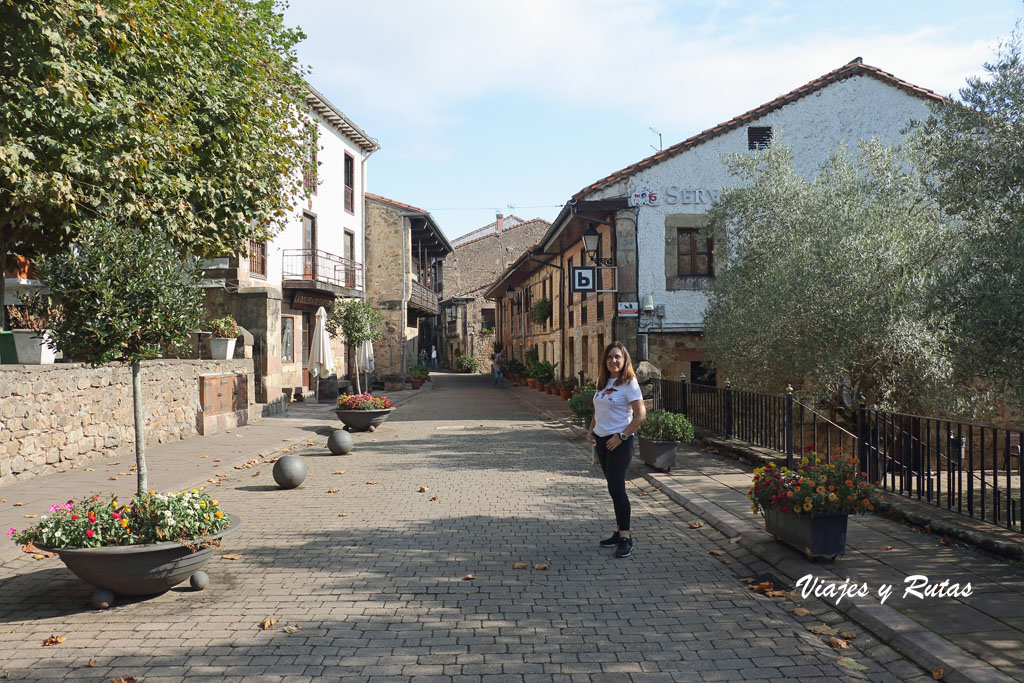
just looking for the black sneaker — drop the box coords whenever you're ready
[614,537,634,558]
[599,532,621,547]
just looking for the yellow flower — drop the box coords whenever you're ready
[816,486,825,495]
[148,489,156,494]
[214,511,224,519]
[803,500,813,511]
[829,493,839,501]
[192,489,199,494]
[121,519,129,528]
[204,515,211,521]
[199,501,206,509]
[211,500,218,506]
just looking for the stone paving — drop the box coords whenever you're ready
[0,373,944,681]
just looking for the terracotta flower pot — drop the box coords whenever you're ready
[559,387,573,400]
[411,378,424,389]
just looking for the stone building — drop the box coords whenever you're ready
[202,84,378,409]
[488,59,945,384]
[441,215,549,371]
[364,194,452,379]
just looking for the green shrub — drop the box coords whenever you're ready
[638,410,694,442]
[207,315,239,338]
[455,354,481,373]
[569,390,595,419]
[410,365,430,379]
[529,298,553,324]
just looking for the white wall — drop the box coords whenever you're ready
[589,75,934,330]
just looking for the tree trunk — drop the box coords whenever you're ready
[132,359,148,495]
[354,367,361,394]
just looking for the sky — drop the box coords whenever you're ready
[281,0,1024,241]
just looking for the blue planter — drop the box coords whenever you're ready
[764,508,848,560]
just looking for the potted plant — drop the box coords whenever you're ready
[207,315,240,360]
[5,303,59,364]
[528,297,552,325]
[568,381,595,427]
[636,409,694,472]
[557,378,577,400]
[748,455,879,560]
[334,392,395,432]
[9,489,240,607]
[410,364,429,389]
[455,354,481,374]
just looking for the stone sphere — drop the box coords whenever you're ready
[272,454,307,489]
[327,429,354,455]
[91,588,114,610]
[190,571,209,591]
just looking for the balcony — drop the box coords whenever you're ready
[282,249,363,296]
[409,279,439,316]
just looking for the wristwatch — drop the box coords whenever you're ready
[619,432,629,441]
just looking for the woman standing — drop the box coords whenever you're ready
[587,341,646,558]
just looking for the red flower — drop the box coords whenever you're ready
[71,514,79,521]
[112,512,120,520]
[85,529,95,538]
[88,514,96,523]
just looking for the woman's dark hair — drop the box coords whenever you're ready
[597,341,636,387]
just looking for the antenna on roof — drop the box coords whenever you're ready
[649,127,662,152]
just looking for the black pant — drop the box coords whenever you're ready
[596,434,633,531]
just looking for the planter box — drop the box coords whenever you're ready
[12,329,56,364]
[0,330,16,364]
[334,407,394,432]
[764,508,848,560]
[209,337,236,360]
[637,436,678,471]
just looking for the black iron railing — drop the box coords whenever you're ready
[653,378,1024,533]
[282,249,363,291]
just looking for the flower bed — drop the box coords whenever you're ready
[337,393,394,411]
[748,455,878,516]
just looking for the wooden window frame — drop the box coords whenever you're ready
[344,153,355,214]
[677,228,714,277]
[281,316,295,363]
[248,240,267,279]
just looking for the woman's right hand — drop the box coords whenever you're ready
[586,429,596,445]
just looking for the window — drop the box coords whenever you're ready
[343,230,357,287]
[344,153,355,213]
[303,124,317,194]
[596,294,604,321]
[677,229,714,276]
[281,317,294,362]
[248,240,267,278]
[747,126,772,150]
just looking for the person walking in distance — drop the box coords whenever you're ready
[418,348,427,367]
[431,345,438,371]
[586,341,646,558]
[493,348,504,389]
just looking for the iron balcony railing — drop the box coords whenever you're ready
[409,279,438,315]
[653,378,1024,533]
[282,249,363,291]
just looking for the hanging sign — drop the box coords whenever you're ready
[571,267,596,293]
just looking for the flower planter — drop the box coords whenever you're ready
[764,508,848,561]
[411,378,424,390]
[11,329,56,364]
[384,380,403,392]
[39,515,241,602]
[559,387,573,400]
[334,407,395,432]
[527,379,537,389]
[637,436,678,471]
[209,337,236,360]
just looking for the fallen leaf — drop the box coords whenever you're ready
[766,590,789,598]
[839,631,857,640]
[0,500,5,503]
[107,462,120,466]
[545,477,556,481]
[42,634,66,646]
[463,574,474,580]
[84,468,94,472]
[199,455,208,458]
[430,496,438,501]
[532,563,549,570]
[221,554,243,560]
[108,476,118,481]
[806,624,839,635]
[709,550,726,556]
[791,607,811,617]
[739,577,756,584]
[57,469,66,473]
[118,472,129,476]
[338,513,348,517]
[23,514,37,519]
[326,489,339,494]
[637,491,649,496]
[207,478,216,483]
[214,458,222,462]
[215,474,228,479]
[282,624,302,634]
[418,486,429,493]
[751,582,774,594]
[513,563,528,569]
[879,545,894,550]
[366,481,378,485]
[111,677,137,683]
[836,656,868,672]
[932,666,944,680]
[688,521,704,529]
[940,538,953,547]
[252,472,261,477]
[12,503,23,507]
[826,637,850,649]
[728,536,741,543]
[88,659,95,667]
[720,558,732,565]
[333,470,345,475]
[236,434,244,438]
[258,618,276,630]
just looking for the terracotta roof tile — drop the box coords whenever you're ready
[571,59,945,200]
[365,192,430,214]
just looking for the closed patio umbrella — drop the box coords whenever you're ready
[307,306,335,403]
[357,339,374,394]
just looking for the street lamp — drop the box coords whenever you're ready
[581,222,613,266]
[504,288,515,300]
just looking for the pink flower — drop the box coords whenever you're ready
[111,512,120,520]
[85,529,95,538]
[6,528,15,537]
[71,514,79,520]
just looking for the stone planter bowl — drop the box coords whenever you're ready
[334,407,395,432]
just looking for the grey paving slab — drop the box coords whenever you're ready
[0,373,938,681]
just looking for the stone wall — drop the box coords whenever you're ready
[0,359,253,484]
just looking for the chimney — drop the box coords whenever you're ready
[496,212,504,233]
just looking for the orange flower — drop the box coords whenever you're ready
[214,511,224,519]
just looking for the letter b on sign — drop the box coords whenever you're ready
[571,267,596,293]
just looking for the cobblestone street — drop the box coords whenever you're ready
[0,374,936,681]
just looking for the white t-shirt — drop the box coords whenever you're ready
[592,377,643,437]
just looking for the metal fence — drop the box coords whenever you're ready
[653,378,1024,533]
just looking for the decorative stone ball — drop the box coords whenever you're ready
[190,571,209,591]
[327,429,353,455]
[272,454,307,489]
[91,588,114,610]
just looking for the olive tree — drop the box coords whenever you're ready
[702,139,975,415]
[0,0,308,327]
[326,300,384,394]
[25,223,203,494]
[913,30,1024,408]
